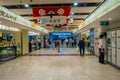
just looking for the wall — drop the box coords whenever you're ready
[102,20,120,31]
[94,26,102,56]
[12,31,22,56]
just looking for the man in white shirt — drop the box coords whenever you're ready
[98,34,105,64]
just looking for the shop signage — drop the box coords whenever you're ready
[0,24,19,32]
[0,10,17,21]
[51,32,73,36]
[32,6,71,17]
[38,18,68,26]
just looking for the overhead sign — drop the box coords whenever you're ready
[32,6,71,17]
[51,32,73,36]
[37,18,68,26]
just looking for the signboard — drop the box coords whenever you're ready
[32,6,71,17]
[37,18,68,26]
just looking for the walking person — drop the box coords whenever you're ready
[56,38,60,53]
[73,36,77,48]
[78,38,85,56]
[38,38,41,49]
[51,40,55,50]
[65,38,68,48]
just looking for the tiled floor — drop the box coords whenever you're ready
[30,48,90,54]
[0,49,120,80]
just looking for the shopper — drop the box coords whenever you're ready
[38,38,41,49]
[29,40,32,52]
[13,39,17,57]
[56,38,60,52]
[78,38,85,56]
[73,36,77,48]
[98,34,105,64]
[65,38,68,48]
[51,40,55,50]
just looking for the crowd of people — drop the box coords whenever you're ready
[28,36,90,56]
[44,37,77,52]
[29,38,41,52]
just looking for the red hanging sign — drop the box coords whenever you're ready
[32,6,71,17]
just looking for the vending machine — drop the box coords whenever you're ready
[107,29,120,68]
[111,31,116,64]
[116,30,120,67]
[106,31,112,62]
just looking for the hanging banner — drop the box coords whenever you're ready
[37,18,68,26]
[32,6,71,17]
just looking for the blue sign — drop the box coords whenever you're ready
[49,32,74,41]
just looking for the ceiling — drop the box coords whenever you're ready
[0,0,105,32]
[78,4,120,33]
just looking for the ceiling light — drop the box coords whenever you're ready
[71,13,74,15]
[24,4,29,8]
[74,2,78,6]
[108,18,112,21]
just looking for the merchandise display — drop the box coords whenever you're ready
[0,41,15,61]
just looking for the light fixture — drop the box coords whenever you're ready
[24,4,29,8]
[71,13,74,15]
[108,18,112,21]
[74,2,78,6]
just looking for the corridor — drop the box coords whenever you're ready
[0,49,120,80]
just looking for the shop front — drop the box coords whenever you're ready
[28,31,41,52]
[0,25,21,61]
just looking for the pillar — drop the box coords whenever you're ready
[21,29,28,54]
[12,31,22,56]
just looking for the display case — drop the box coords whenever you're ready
[0,46,15,61]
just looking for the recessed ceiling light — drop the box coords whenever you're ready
[74,2,78,6]
[71,13,74,15]
[24,4,29,8]
[108,18,112,21]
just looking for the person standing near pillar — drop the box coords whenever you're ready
[98,34,105,64]
[12,39,17,57]
[29,40,32,52]
[78,38,85,56]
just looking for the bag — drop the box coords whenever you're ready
[76,47,79,51]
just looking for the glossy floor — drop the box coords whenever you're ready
[0,49,120,80]
[30,48,90,54]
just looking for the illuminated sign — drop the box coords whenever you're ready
[0,10,17,21]
[51,32,73,36]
